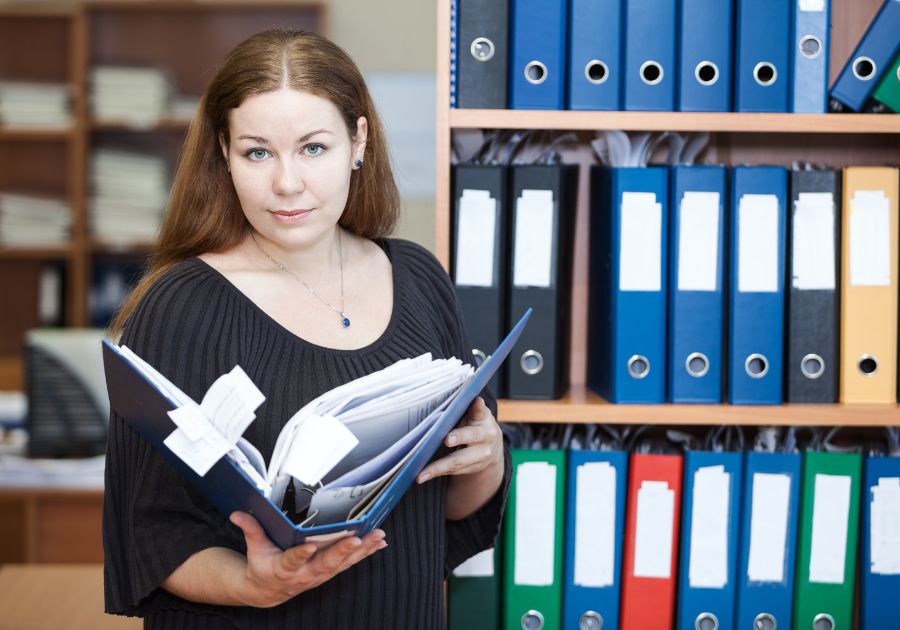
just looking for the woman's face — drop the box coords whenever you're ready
[222,88,367,251]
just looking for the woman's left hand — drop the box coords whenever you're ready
[416,397,503,484]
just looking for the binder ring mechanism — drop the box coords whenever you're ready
[471,348,487,368]
[753,612,777,630]
[852,55,876,81]
[686,352,710,378]
[753,62,778,87]
[640,60,664,86]
[524,60,548,85]
[521,609,545,630]
[858,354,879,377]
[798,34,823,60]
[800,353,825,380]
[745,353,769,379]
[812,613,836,630]
[694,60,719,86]
[470,37,495,62]
[579,610,603,630]
[627,354,650,379]
[695,612,719,630]
[584,59,609,85]
[520,350,544,375]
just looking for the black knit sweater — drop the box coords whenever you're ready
[103,238,511,629]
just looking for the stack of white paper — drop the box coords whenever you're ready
[90,149,169,244]
[0,81,71,128]
[0,192,71,246]
[90,66,173,125]
[0,454,104,488]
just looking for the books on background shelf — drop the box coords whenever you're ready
[90,66,200,126]
[0,81,71,128]
[0,193,71,247]
[90,149,169,244]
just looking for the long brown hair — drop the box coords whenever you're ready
[110,29,400,335]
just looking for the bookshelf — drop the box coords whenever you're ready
[435,0,900,426]
[0,0,327,391]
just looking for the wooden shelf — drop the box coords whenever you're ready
[497,385,900,426]
[90,118,190,133]
[449,109,900,134]
[0,127,74,142]
[0,246,72,260]
[90,240,154,255]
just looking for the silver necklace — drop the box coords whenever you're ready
[250,230,351,328]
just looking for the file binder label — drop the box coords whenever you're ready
[738,194,779,292]
[799,0,825,10]
[870,477,900,575]
[633,480,675,578]
[689,465,730,588]
[575,461,617,587]
[850,190,891,286]
[620,191,662,291]
[792,193,836,290]
[748,472,791,582]
[453,547,495,577]
[513,189,555,288]
[454,189,497,287]
[809,473,851,584]
[514,461,557,585]
[678,191,720,291]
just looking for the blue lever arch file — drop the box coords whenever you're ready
[860,455,900,630]
[676,0,733,112]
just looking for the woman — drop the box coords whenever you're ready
[104,29,510,629]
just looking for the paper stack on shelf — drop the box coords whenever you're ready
[0,193,71,247]
[90,149,169,244]
[0,454,104,488]
[90,66,173,125]
[0,81,71,128]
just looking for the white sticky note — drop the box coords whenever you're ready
[574,462,617,587]
[792,193,836,290]
[633,480,675,578]
[454,189,497,287]
[619,192,662,292]
[689,465,731,588]
[200,366,264,444]
[678,192,720,292]
[738,194,780,293]
[163,425,233,477]
[809,473,852,584]
[281,415,360,486]
[167,402,214,442]
[513,190,555,288]
[453,548,495,577]
[849,190,891,287]
[514,461,557,586]
[747,472,792,582]
[799,0,825,11]
[870,477,900,575]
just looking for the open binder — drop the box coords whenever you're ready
[102,309,531,550]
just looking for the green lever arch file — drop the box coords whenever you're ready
[448,546,501,630]
[872,51,900,113]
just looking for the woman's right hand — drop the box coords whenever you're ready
[229,511,387,608]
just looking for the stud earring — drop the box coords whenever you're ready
[355,159,363,169]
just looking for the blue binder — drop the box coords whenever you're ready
[509,0,567,109]
[830,0,900,112]
[790,0,831,113]
[563,450,628,630]
[735,451,802,630]
[860,455,900,630]
[588,166,668,403]
[623,0,677,111]
[676,0,733,112]
[567,0,622,110]
[727,166,787,405]
[734,0,791,112]
[676,450,743,630]
[668,166,727,403]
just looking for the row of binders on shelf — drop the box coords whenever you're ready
[449,424,900,630]
[451,0,900,113]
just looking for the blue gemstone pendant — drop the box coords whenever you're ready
[341,314,351,328]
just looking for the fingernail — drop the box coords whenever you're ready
[447,434,457,446]
[418,473,430,484]
[377,541,388,550]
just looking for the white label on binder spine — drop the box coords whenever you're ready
[792,193,836,290]
[574,461,617,587]
[678,191,720,291]
[513,190,555,288]
[738,194,780,293]
[870,477,900,575]
[619,192,662,292]
[689,465,731,588]
[799,0,825,11]
[453,547,495,578]
[454,189,497,287]
[514,461,557,585]
[809,473,851,584]
[849,190,891,287]
[747,472,791,583]
[633,480,675,578]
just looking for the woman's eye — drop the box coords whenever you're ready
[247,149,269,161]
[305,143,325,157]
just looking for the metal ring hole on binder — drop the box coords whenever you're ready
[799,35,822,60]
[640,60,663,86]
[521,350,544,375]
[585,60,609,85]
[800,353,825,380]
[852,56,876,81]
[897,64,900,82]
[695,612,719,630]
[521,610,545,630]
[812,613,835,630]
[471,348,487,368]
[686,352,710,378]
[753,62,777,86]
[579,611,603,630]
[695,61,719,86]
[753,612,777,630]
[627,355,650,379]
[470,37,495,62]
[525,61,548,85]
[858,354,879,376]
[745,354,769,379]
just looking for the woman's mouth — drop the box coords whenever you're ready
[271,209,313,223]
